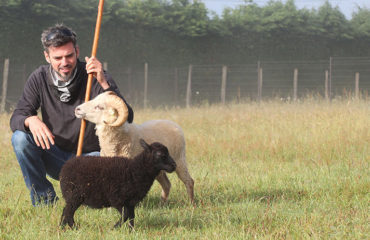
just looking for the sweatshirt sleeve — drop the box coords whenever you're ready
[9,72,41,132]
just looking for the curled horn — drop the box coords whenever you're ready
[105,91,129,127]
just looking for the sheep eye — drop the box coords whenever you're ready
[94,105,104,110]
[155,151,163,158]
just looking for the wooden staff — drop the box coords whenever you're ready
[76,0,105,156]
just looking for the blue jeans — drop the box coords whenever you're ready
[11,130,100,206]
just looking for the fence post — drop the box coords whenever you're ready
[1,58,9,113]
[23,63,27,86]
[355,72,360,99]
[221,65,227,105]
[127,67,132,96]
[293,68,298,101]
[329,57,332,100]
[174,68,178,105]
[144,63,148,108]
[325,70,329,100]
[237,86,241,103]
[186,64,192,108]
[257,61,263,102]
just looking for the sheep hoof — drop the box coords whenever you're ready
[113,222,122,229]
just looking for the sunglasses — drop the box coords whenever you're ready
[46,29,74,41]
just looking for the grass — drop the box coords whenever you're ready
[0,99,369,239]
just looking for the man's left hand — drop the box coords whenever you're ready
[85,56,109,90]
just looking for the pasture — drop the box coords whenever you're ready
[0,99,369,239]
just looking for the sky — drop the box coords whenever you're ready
[201,0,370,19]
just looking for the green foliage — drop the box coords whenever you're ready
[1,0,370,67]
[314,1,353,40]
[110,0,209,36]
[351,7,370,38]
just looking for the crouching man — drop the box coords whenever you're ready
[10,24,134,206]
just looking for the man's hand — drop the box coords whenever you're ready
[25,116,55,149]
[85,56,109,90]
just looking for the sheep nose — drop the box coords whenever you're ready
[75,107,84,118]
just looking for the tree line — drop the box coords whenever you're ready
[1,0,370,71]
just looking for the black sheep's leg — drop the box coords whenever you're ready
[60,206,68,228]
[61,202,81,228]
[122,205,129,223]
[127,205,135,230]
[113,206,123,228]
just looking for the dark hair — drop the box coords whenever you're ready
[41,24,77,52]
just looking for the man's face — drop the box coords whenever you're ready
[44,42,79,81]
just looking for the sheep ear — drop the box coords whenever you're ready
[105,93,128,127]
[140,139,150,150]
[102,107,118,125]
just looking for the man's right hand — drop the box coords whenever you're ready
[24,116,55,149]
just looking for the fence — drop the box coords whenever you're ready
[1,57,370,112]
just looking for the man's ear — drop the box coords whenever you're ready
[44,51,50,63]
[75,45,80,58]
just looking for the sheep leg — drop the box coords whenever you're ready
[60,206,68,228]
[113,206,124,228]
[114,205,135,230]
[60,202,80,228]
[175,161,195,204]
[126,205,135,230]
[156,171,171,202]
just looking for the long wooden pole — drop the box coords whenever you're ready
[76,0,105,156]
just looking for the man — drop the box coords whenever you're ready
[10,24,134,206]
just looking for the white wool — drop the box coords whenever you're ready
[75,92,194,203]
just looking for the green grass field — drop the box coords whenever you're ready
[0,99,369,239]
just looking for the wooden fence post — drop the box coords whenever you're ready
[329,57,332,100]
[144,63,148,108]
[186,64,192,108]
[22,63,27,86]
[1,58,9,113]
[221,65,227,105]
[293,68,298,101]
[355,72,360,99]
[257,61,263,102]
[237,86,241,103]
[174,68,178,104]
[325,70,329,100]
[127,67,132,96]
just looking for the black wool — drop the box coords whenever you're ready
[59,139,176,229]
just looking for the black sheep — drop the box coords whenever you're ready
[59,139,176,229]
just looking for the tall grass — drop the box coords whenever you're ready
[0,99,369,239]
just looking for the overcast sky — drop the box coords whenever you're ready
[202,0,370,19]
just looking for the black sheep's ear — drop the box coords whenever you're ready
[140,139,150,150]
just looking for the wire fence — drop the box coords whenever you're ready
[110,57,370,108]
[1,56,370,111]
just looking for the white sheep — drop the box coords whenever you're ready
[74,91,194,203]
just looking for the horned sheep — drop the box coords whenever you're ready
[60,139,176,229]
[74,91,194,203]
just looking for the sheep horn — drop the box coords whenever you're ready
[105,91,129,127]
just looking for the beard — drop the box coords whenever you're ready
[56,65,74,81]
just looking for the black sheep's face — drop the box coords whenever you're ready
[140,139,176,173]
[152,145,176,173]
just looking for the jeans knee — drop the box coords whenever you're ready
[12,130,34,151]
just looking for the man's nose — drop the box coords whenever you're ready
[61,57,69,65]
